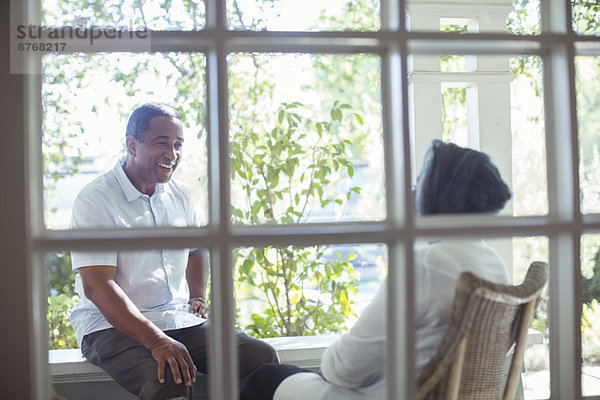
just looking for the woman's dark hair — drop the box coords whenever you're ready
[416,140,511,215]
[125,102,181,142]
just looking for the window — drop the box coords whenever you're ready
[14,0,597,399]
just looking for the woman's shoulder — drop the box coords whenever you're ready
[418,239,509,283]
[421,239,499,258]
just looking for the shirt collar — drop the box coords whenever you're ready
[113,158,164,202]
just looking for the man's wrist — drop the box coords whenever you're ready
[188,296,207,303]
[146,333,171,351]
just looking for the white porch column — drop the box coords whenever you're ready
[407,0,515,270]
[407,12,443,183]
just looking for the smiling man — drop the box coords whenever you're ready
[69,103,278,400]
[123,111,184,195]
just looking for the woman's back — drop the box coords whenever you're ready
[414,239,510,375]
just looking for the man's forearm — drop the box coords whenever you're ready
[86,278,167,348]
[186,249,208,299]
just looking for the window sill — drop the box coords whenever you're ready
[49,330,543,384]
[49,334,341,384]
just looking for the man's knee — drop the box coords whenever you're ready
[264,342,280,364]
[139,381,190,400]
[249,339,279,365]
[138,369,192,400]
[238,335,280,379]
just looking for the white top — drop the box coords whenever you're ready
[69,161,203,345]
[274,239,510,400]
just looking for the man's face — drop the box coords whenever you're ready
[126,116,184,195]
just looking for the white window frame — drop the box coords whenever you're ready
[12,0,599,399]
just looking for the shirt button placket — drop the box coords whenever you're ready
[152,195,174,298]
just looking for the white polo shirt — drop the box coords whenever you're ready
[69,160,204,345]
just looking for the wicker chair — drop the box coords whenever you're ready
[416,261,549,400]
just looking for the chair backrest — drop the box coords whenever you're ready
[416,261,549,400]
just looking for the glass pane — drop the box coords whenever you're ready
[411,54,547,217]
[227,0,379,31]
[581,234,600,397]
[513,236,550,400]
[511,56,547,216]
[234,243,387,337]
[442,86,468,147]
[42,0,205,30]
[42,52,207,230]
[577,57,600,214]
[572,0,600,36]
[229,53,384,225]
[407,0,540,35]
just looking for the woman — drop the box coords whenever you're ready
[240,140,512,400]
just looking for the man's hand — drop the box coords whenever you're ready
[148,336,197,386]
[188,297,209,318]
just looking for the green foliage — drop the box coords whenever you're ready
[229,0,379,31]
[42,55,87,199]
[441,24,468,34]
[507,0,540,36]
[226,2,377,337]
[576,58,600,213]
[48,293,80,349]
[579,240,600,362]
[43,0,205,30]
[530,294,548,335]
[237,247,359,337]
[582,299,600,363]
[579,237,600,364]
[507,0,543,109]
[441,88,467,143]
[582,248,600,305]
[530,315,546,333]
[316,0,380,31]
[47,252,79,349]
[572,0,600,35]
[47,252,77,297]
[232,101,362,336]
[231,101,360,224]
[309,54,381,161]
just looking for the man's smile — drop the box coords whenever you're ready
[157,162,175,170]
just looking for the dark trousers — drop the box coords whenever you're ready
[240,363,309,400]
[81,323,279,400]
